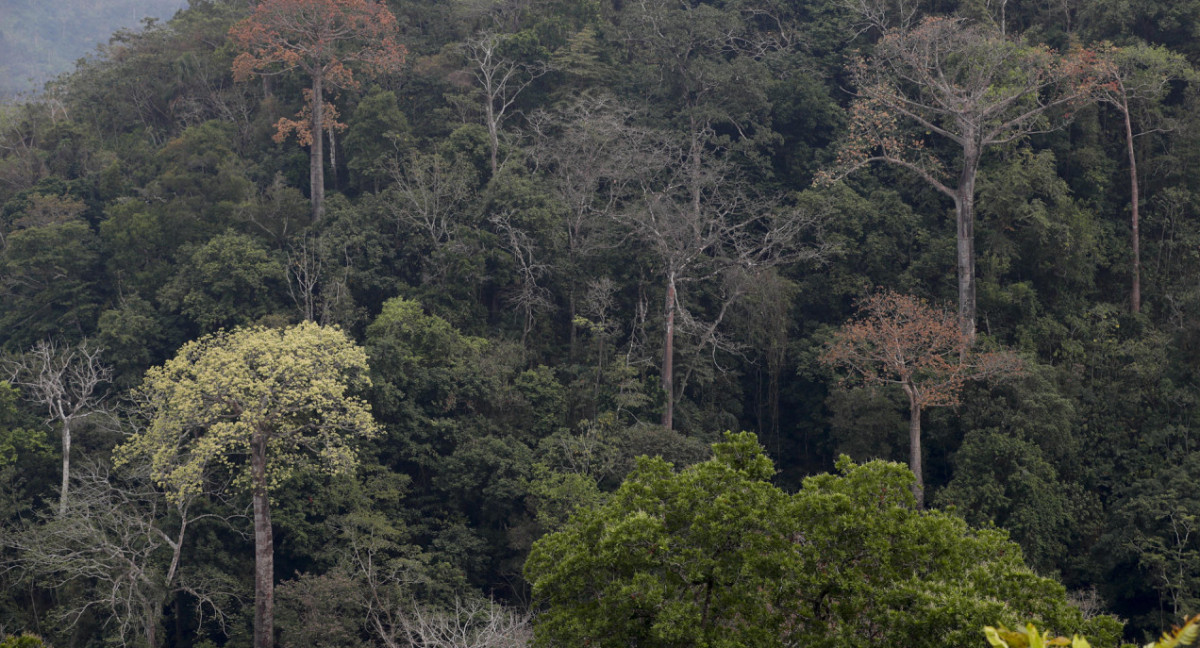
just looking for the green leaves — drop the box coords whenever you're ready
[527,433,1117,648]
[116,322,378,503]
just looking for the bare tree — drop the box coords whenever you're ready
[385,150,480,289]
[397,598,532,648]
[490,212,552,349]
[2,460,234,648]
[4,339,111,516]
[621,128,826,430]
[529,95,642,359]
[463,30,550,178]
[819,16,1097,343]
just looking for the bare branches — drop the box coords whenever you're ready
[3,339,111,516]
[463,30,551,176]
[396,598,532,648]
[1,460,234,648]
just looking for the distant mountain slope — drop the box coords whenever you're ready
[0,0,189,99]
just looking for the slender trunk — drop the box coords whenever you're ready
[328,125,338,193]
[146,602,158,648]
[59,420,70,516]
[485,96,499,178]
[310,76,325,222]
[251,430,274,648]
[904,386,924,509]
[661,273,676,430]
[1121,94,1141,313]
[956,142,980,345]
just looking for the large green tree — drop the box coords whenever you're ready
[115,322,379,648]
[526,432,1122,648]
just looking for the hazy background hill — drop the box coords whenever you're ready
[0,0,188,99]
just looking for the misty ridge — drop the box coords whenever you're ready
[0,0,188,99]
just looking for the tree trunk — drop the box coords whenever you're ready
[251,430,274,648]
[661,273,676,430]
[310,76,325,222]
[955,142,980,345]
[59,418,71,517]
[905,387,924,509]
[485,95,499,178]
[329,125,339,193]
[1121,94,1141,313]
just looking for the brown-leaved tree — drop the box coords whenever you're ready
[230,0,406,221]
[821,290,1020,508]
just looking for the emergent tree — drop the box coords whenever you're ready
[230,0,406,221]
[820,16,1096,343]
[115,322,379,648]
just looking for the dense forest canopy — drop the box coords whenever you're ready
[3,0,1200,646]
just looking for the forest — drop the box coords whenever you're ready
[2,0,1200,646]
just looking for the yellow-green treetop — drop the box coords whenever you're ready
[116,321,379,503]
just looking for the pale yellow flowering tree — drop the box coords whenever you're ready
[115,322,379,648]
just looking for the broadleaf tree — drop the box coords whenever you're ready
[526,432,1123,648]
[230,0,407,221]
[115,322,379,648]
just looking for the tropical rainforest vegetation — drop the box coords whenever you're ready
[3,0,1200,646]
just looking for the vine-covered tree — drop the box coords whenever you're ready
[230,0,406,220]
[115,322,379,648]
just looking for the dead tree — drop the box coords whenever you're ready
[4,339,111,516]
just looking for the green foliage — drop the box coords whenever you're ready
[527,433,1121,648]
[0,219,102,349]
[158,229,286,332]
[0,634,45,648]
[115,322,379,502]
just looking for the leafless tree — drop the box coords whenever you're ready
[2,460,236,648]
[385,150,479,289]
[819,15,1097,343]
[620,128,827,430]
[490,212,553,349]
[463,30,550,177]
[397,598,532,648]
[3,339,111,516]
[529,95,643,358]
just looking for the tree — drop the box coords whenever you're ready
[820,290,1020,508]
[230,0,407,221]
[115,322,379,648]
[463,30,550,178]
[1089,42,1192,313]
[3,340,111,516]
[4,461,225,648]
[820,16,1096,342]
[526,432,1122,648]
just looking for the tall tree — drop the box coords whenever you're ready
[820,16,1095,343]
[1090,42,1192,313]
[820,291,1020,508]
[463,30,550,178]
[230,0,407,221]
[3,340,111,517]
[115,322,379,648]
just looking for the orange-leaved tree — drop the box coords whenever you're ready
[230,0,406,221]
[820,290,1021,508]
